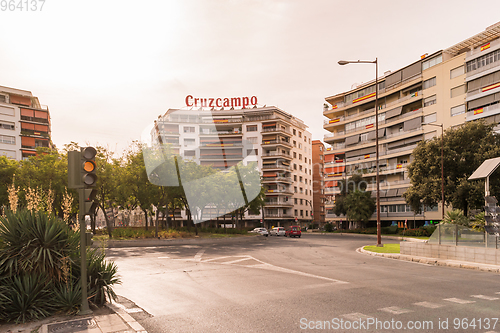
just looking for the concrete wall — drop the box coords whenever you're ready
[400,242,500,265]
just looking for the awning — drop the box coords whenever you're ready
[385,106,403,119]
[469,157,500,180]
[403,117,421,131]
[404,135,423,145]
[386,189,398,197]
[345,134,360,146]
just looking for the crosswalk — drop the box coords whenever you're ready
[339,293,500,332]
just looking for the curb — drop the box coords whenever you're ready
[357,246,500,273]
[95,234,261,248]
[106,302,148,333]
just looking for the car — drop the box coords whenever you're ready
[285,225,301,238]
[250,227,268,237]
[270,227,285,236]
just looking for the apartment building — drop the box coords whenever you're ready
[323,22,500,228]
[153,105,313,228]
[312,140,325,227]
[0,85,51,160]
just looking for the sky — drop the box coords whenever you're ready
[1,0,500,156]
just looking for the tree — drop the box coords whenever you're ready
[94,146,119,238]
[333,174,367,217]
[405,120,500,216]
[343,190,376,228]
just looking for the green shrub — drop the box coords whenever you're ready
[324,223,334,232]
[0,210,121,323]
[381,226,399,234]
[0,274,53,323]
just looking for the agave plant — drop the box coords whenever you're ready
[0,274,53,323]
[0,209,80,280]
[86,248,121,305]
[53,281,82,315]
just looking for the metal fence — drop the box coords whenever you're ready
[428,223,499,249]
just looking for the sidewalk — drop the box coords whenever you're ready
[357,246,500,273]
[2,301,147,333]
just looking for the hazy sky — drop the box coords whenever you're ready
[1,0,499,155]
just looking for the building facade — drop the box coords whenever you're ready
[323,22,500,228]
[153,105,313,228]
[0,85,51,160]
[312,140,325,227]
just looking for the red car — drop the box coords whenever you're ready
[285,225,301,238]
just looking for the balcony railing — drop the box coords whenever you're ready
[262,176,293,183]
[262,151,292,158]
[265,188,293,194]
[265,201,293,206]
[264,213,295,218]
[324,117,345,125]
[261,127,292,134]
[261,139,292,147]
[466,102,500,120]
[262,164,292,170]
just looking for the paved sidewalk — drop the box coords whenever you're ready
[357,246,500,273]
[2,301,147,333]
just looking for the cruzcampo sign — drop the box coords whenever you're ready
[185,95,258,109]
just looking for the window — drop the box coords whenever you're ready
[451,104,466,116]
[300,210,303,216]
[294,175,297,181]
[299,131,302,138]
[184,138,195,146]
[294,198,297,204]
[184,150,195,157]
[300,187,303,194]
[294,163,297,170]
[294,209,298,216]
[293,152,297,158]
[466,49,500,72]
[423,95,436,107]
[304,136,306,142]
[305,167,307,174]
[183,126,195,133]
[246,125,257,132]
[299,165,303,171]
[0,135,15,144]
[294,186,297,193]
[422,54,442,70]
[248,137,257,144]
[0,121,15,130]
[247,149,257,156]
[305,189,308,195]
[299,154,302,160]
[304,157,307,163]
[423,77,436,89]
[320,146,323,151]
[299,143,302,149]
[306,211,308,216]
[320,155,323,160]
[293,140,296,147]
[451,84,466,98]
[299,176,303,183]
[450,65,465,79]
[300,199,303,205]
[293,129,296,135]
[423,113,437,124]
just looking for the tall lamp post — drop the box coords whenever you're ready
[426,123,445,220]
[338,59,382,246]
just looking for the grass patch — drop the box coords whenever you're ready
[364,243,400,253]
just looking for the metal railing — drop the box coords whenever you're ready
[262,176,293,182]
[262,164,292,170]
[466,103,500,119]
[261,127,292,134]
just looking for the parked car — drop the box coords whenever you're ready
[270,227,285,236]
[285,225,301,238]
[250,227,268,237]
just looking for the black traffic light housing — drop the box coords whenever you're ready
[84,188,98,215]
[68,147,98,189]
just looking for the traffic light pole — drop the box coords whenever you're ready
[79,188,92,315]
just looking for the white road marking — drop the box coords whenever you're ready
[203,255,348,284]
[379,306,413,315]
[414,301,443,309]
[342,313,373,321]
[157,256,170,259]
[443,298,475,304]
[471,295,499,301]
[194,249,205,262]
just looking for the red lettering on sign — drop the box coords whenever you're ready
[185,95,193,107]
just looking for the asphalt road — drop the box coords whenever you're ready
[106,234,500,333]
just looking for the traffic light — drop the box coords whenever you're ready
[81,147,97,188]
[83,188,98,215]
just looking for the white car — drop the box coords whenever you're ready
[250,227,269,237]
[270,227,285,236]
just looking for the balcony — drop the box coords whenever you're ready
[264,212,295,219]
[324,188,340,194]
[262,176,293,183]
[265,200,294,207]
[261,139,292,147]
[262,151,292,159]
[261,127,292,135]
[20,130,50,138]
[262,164,292,171]
[324,117,345,126]
[466,102,500,121]
[201,118,243,124]
[265,188,293,194]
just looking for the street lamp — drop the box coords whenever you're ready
[338,59,382,246]
[426,123,445,220]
